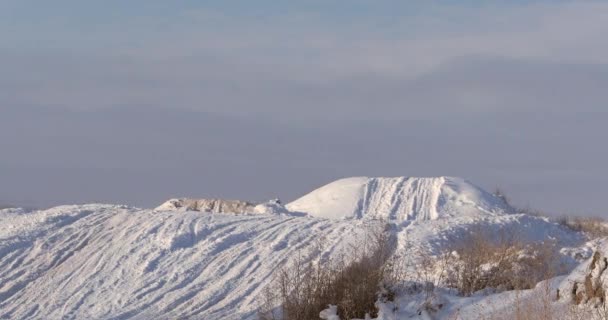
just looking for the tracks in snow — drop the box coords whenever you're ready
[0,206,365,319]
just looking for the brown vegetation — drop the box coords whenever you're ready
[258,223,397,320]
[259,216,608,320]
[445,228,561,296]
[557,216,608,239]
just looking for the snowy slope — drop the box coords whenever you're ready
[436,238,608,320]
[0,177,591,319]
[287,176,512,221]
[0,205,368,319]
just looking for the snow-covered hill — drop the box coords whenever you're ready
[0,205,365,319]
[0,177,597,319]
[287,176,512,221]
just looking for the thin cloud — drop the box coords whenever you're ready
[1,1,608,214]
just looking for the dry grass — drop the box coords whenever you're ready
[258,223,397,320]
[557,216,608,239]
[478,248,608,320]
[259,213,608,320]
[445,228,562,296]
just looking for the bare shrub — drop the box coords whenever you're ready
[258,282,281,320]
[445,227,562,296]
[557,216,608,239]
[259,223,397,320]
[413,247,452,297]
[493,187,511,207]
[520,207,550,217]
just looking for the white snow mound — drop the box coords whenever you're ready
[287,176,512,221]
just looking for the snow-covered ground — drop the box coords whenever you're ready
[0,177,601,319]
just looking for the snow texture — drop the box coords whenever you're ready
[0,205,366,319]
[286,176,513,222]
[0,176,594,319]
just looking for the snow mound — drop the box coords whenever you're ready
[287,176,512,221]
[155,198,256,213]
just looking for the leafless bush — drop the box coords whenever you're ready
[258,223,397,320]
[445,228,562,296]
[492,188,551,217]
[513,246,608,320]
[520,207,550,217]
[412,247,452,296]
[557,216,608,239]
[493,187,513,208]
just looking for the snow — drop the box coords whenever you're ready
[0,176,599,319]
[286,176,512,222]
[319,305,341,320]
[287,177,369,220]
[0,205,369,319]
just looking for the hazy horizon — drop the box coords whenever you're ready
[2,1,608,215]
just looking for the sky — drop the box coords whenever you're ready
[1,0,607,215]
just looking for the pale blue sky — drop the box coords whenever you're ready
[1,1,608,215]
